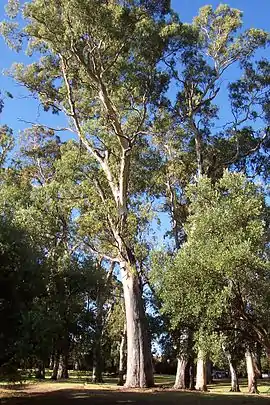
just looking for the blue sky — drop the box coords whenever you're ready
[0,1,269,135]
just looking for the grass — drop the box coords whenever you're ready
[0,374,269,404]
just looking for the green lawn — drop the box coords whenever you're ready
[0,374,270,404]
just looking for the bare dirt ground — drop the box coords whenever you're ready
[1,382,270,405]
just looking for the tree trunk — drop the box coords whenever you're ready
[35,361,45,379]
[245,349,259,394]
[51,352,63,380]
[206,359,213,384]
[253,345,262,379]
[229,360,240,392]
[49,354,55,370]
[61,354,69,379]
[195,349,207,391]
[174,356,188,389]
[189,359,195,390]
[118,325,126,386]
[92,344,103,383]
[121,265,154,388]
[223,348,240,392]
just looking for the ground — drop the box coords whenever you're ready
[1,376,270,405]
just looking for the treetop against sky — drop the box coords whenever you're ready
[0,1,269,136]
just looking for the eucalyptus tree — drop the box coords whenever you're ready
[0,0,186,386]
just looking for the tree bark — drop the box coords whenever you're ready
[118,325,126,386]
[49,354,55,370]
[174,356,188,389]
[229,360,240,392]
[206,359,213,384]
[253,345,262,379]
[189,359,195,390]
[121,264,154,388]
[223,347,240,392]
[51,352,63,380]
[245,349,259,394]
[61,354,69,379]
[195,349,207,391]
[92,341,103,383]
[35,361,45,379]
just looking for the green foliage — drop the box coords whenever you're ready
[151,171,270,356]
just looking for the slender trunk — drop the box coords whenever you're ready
[190,118,203,178]
[49,354,55,370]
[195,349,207,391]
[189,359,195,390]
[92,343,103,383]
[61,354,69,379]
[206,359,213,384]
[51,352,59,380]
[92,310,103,383]
[223,349,240,392]
[245,349,259,394]
[121,264,154,388]
[174,356,188,389]
[57,355,63,379]
[118,324,126,386]
[253,345,262,379]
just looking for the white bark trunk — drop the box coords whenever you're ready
[174,356,188,389]
[195,349,207,391]
[223,347,240,392]
[229,361,240,392]
[245,349,259,394]
[121,265,153,388]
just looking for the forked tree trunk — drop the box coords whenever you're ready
[195,349,207,391]
[245,349,259,394]
[174,356,188,389]
[121,265,154,388]
[118,325,126,386]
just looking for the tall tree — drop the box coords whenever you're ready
[1,0,184,387]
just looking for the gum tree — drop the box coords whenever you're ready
[1,0,182,387]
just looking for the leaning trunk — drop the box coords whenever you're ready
[174,356,188,389]
[121,265,154,388]
[195,349,207,391]
[223,348,240,392]
[118,325,126,386]
[245,349,259,394]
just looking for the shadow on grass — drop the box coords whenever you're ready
[1,386,270,405]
